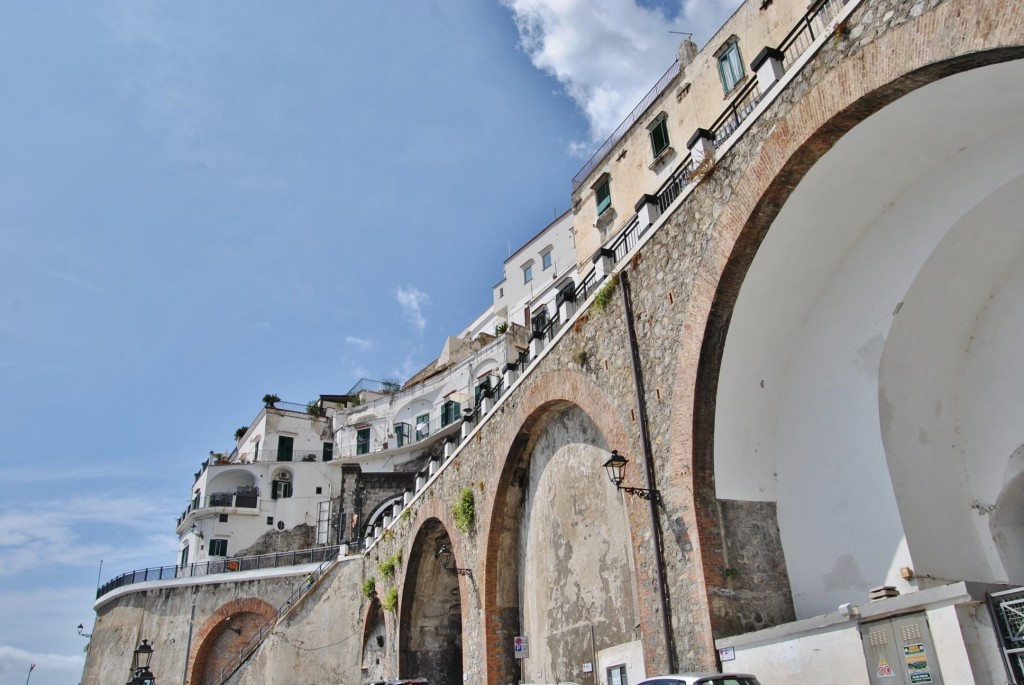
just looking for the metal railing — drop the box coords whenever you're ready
[177,489,261,527]
[96,546,340,600]
[573,60,682,190]
[779,0,848,68]
[211,554,337,685]
[710,78,763,147]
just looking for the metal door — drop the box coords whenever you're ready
[860,613,943,685]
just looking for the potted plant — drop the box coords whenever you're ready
[262,393,281,407]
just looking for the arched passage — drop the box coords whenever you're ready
[188,597,276,685]
[486,399,638,684]
[683,37,1024,627]
[399,518,463,684]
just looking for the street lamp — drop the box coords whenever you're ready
[434,544,473,577]
[126,639,155,685]
[77,623,92,638]
[602,450,661,502]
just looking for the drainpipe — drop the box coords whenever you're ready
[619,270,676,673]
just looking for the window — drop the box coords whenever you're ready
[415,414,430,440]
[218,513,228,523]
[595,177,611,215]
[180,545,189,567]
[356,428,370,455]
[277,436,294,462]
[209,539,228,557]
[266,516,274,525]
[322,442,333,462]
[717,40,744,94]
[475,377,492,404]
[395,422,411,447]
[523,262,534,284]
[541,248,553,270]
[315,486,323,494]
[272,479,293,499]
[441,400,461,427]
[607,665,628,685]
[253,439,260,462]
[648,113,670,158]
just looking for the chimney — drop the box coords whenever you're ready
[677,39,698,72]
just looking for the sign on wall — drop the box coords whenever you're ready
[514,636,529,659]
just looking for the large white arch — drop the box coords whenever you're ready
[714,59,1024,618]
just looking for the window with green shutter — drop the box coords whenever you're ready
[595,178,611,215]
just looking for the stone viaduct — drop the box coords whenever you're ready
[83,0,1024,683]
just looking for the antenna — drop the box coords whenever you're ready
[669,31,693,37]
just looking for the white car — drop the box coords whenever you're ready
[636,675,762,685]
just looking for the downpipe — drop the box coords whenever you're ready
[619,270,676,673]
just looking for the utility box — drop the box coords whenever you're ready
[860,613,943,685]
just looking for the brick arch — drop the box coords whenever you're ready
[663,0,1024,659]
[478,367,636,685]
[186,597,276,685]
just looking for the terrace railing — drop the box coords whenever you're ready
[96,546,340,600]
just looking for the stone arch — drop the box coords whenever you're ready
[480,368,645,684]
[667,0,1024,645]
[187,597,276,685]
[398,516,465,684]
[361,598,388,683]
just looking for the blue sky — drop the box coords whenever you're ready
[0,1,740,682]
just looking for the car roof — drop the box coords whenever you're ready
[637,674,758,683]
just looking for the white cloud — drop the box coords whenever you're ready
[345,336,374,352]
[0,644,84,682]
[396,286,429,334]
[502,0,744,143]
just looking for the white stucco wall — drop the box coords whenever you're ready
[714,60,1024,617]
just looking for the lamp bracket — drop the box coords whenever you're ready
[618,486,661,503]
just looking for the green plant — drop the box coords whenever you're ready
[378,551,402,581]
[262,393,281,407]
[381,586,398,612]
[724,567,740,580]
[399,507,412,523]
[362,577,376,599]
[572,349,588,366]
[234,426,248,441]
[495,321,509,335]
[593,275,619,312]
[452,487,476,533]
[382,529,394,543]
[375,635,385,648]
[306,400,321,416]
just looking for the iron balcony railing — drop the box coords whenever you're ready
[96,546,340,600]
[779,0,848,68]
[177,489,261,527]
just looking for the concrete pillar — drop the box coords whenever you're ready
[403,490,413,505]
[444,441,455,459]
[687,128,716,165]
[461,419,474,440]
[416,475,425,491]
[592,247,616,281]
[364,535,373,549]
[392,502,402,518]
[503,365,517,389]
[751,46,786,94]
[634,194,661,235]
[340,543,349,557]
[382,515,391,528]
[529,333,546,357]
[481,396,493,415]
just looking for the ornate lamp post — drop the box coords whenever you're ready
[126,639,155,685]
[434,544,472,577]
[602,450,661,502]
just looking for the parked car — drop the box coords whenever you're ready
[636,674,761,685]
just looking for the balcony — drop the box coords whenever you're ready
[177,487,260,529]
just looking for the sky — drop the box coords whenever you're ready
[0,1,741,683]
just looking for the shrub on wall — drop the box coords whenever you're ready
[362,577,376,599]
[378,551,402,581]
[592,275,618,312]
[382,587,398,612]
[453,487,475,533]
